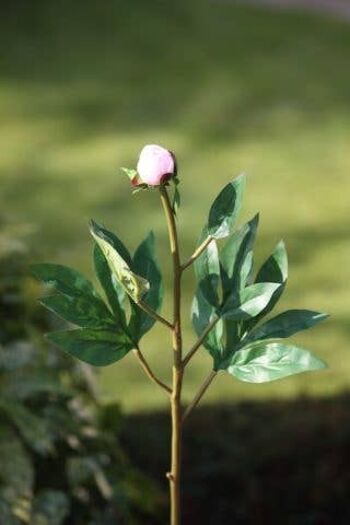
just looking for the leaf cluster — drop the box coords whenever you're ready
[192,174,328,382]
[31,221,163,367]
[32,174,327,384]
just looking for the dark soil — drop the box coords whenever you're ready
[122,394,350,524]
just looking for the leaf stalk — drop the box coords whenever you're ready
[182,371,217,422]
[182,315,220,366]
[133,348,172,395]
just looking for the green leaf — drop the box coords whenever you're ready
[222,282,281,320]
[194,231,220,306]
[254,240,288,316]
[220,214,259,300]
[129,232,163,341]
[207,174,246,239]
[32,491,70,525]
[256,239,288,284]
[191,287,224,358]
[40,293,116,329]
[47,328,133,366]
[0,400,53,454]
[94,243,127,326]
[121,167,138,182]
[90,220,132,265]
[244,309,329,344]
[219,342,327,382]
[31,263,99,300]
[90,220,149,303]
[0,427,34,499]
[1,371,70,401]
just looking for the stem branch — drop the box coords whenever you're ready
[182,371,217,422]
[182,316,219,367]
[181,235,213,271]
[138,300,173,330]
[133,348,172,395]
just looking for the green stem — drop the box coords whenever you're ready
[160,185,183,525]
[138,300,173,330]
[182,316,219,367]
[182,371,217,422]
[181,235,213,271]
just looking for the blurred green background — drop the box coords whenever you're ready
[1,0,349,413]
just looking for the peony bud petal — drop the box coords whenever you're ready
[137,144,175,186]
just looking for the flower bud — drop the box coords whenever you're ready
[137,144,175,186]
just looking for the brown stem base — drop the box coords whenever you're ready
[168,367,183,525]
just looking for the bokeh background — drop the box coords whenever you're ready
[1,1,350,523]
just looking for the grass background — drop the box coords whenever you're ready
[1,0,349,411]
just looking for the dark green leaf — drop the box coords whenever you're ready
[244,309,329,344]
[222,282,281,320]
[219,342,327,382]
[129,232,163,341]
[225,319,240,351]
[1,371,71,400]
[47,328,133,366]
[0,499,22,525]
[194,231,220,306]
[254,240,287,315]
[40,293,115,329]
[32,490,70,525]
[207,174,246,239]
[94,243,127,326]
[90,220,149,303]
[0,427,34,497]
[0,400,53,454]
[220,214,259,300]
[191,287,224,358]
[0,341,35,371]
[256,239,288,284]
[31,263,99,300]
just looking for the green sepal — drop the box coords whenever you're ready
[121,167,137,182]
[132,184,148,194]
[243,309,329,344]
[47,328,134,367]
[221,282,281,320]
[217,342,327,382]
[172,177,181,216]
[207,174,246,239]
[90,220,149,304]
[129,231,163,341]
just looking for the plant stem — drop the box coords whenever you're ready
[181,235,213,271]
[182,371,217,422]
[182,316,219,367]
[160,185,183,525]
[133,348,172,395]
[138,300,173,330]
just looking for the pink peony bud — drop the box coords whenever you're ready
[137,144,175,186]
